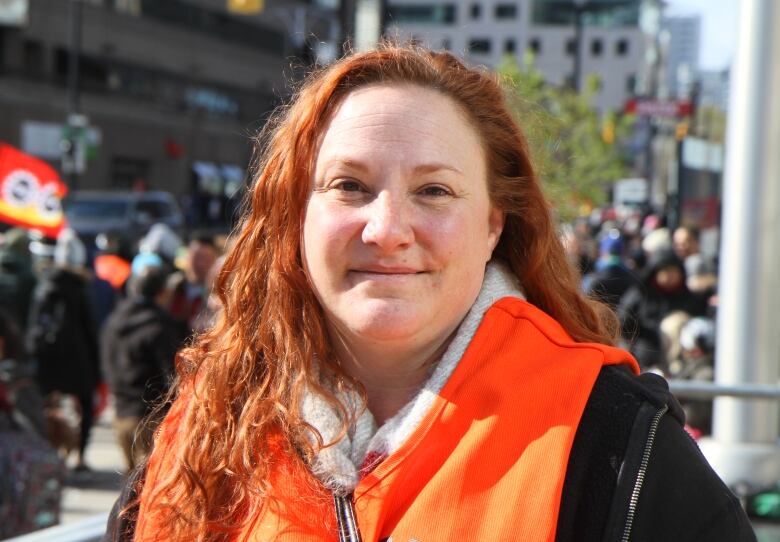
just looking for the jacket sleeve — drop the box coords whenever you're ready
[628,413,757,542]
[103,463,145,542]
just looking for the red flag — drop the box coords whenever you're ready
[0,142,68,238]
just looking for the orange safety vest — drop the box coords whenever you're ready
[136,297,639,542]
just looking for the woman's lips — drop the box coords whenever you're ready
[352,265,421,274]
[349,266,426,281]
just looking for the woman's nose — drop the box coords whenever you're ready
[361,192,414,251]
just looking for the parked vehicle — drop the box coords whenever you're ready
[63,191,185,251]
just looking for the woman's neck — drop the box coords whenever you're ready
[329,329,456,425]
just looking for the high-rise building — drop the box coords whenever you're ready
[698,68,729,111]
[661,14,701,99]
[384,0,645,112]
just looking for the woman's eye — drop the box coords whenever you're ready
[419,185,451,197]
[334,180,364,192]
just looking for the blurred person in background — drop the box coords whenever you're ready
[101,266,183,471]
[0,228,38,334]
[673,225,718,296]
[618,249,709,371]
[108,46,754,542]
[0,309,46,439]
[136,223,183,273]
[166,234,220,336]
[26,229,100,471]
[93,230,133,296]
[0,309,65,538]
[672,316,717,437]
[582,229,640,309]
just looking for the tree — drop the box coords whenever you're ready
[497,54,634,221]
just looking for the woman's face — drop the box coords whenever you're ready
[302,84,504,351]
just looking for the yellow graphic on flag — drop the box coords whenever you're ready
[227,0,264,14]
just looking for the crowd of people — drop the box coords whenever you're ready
[565,212,719,436]
[0,222,225,536]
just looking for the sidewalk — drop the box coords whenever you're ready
[61,407,124,526]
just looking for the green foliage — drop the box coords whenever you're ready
[497,54,634,221]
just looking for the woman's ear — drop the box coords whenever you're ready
[486,207,505,258]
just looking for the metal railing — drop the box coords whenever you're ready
[668,380,780,401]
[5,513,108,542]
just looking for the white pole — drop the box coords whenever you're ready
[698,0,780,487]
[354,0,382,52]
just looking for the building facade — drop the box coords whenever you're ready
[661,14,700,100]
[0,0,305,202]
[384,0,645,112]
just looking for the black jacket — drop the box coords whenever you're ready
[26,268,100,396]
[104,366,756,541]
[557,365,755,541]
[100,297,182,419]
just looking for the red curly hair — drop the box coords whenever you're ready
[135,45,619,539]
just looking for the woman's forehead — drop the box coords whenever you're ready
[315,84,484,172]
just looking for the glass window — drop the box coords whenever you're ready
[470,3,481,19]
[23,40,44,78]
[64,199,131,219]
[529,37,542,54]
[616,38,629,56]
[626,73,636,93]
[566,38,577,56]
[495,4,518,19]
[136,200,174,219]
[532,0,640,26]
[110,157,150,188]
[139,0,284,54]
[504,39,516,53]
[591,38,603,56]
[468,39,492,54]
[387,4,457,24]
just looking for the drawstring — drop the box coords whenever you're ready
[334,492,363,542]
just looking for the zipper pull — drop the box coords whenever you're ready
[334,492,363,542]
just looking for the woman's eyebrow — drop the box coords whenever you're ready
[321,159,463,177]
[411,163,463,176]
[321,157,371,174]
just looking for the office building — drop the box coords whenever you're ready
[384,0,645,112]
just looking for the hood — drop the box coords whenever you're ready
[642,249,686,283]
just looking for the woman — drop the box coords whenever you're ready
[109,46,754,541]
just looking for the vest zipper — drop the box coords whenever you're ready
[334,492,363,542]
[620,405,668,542]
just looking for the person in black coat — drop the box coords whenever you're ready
[618,249,708,370]
[101,266,183,470]
[26,229,100,471]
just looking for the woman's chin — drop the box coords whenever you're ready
[338,303,428,344]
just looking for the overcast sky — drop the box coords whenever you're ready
[665,0,740,71]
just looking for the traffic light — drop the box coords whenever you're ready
[675,122,689,140]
